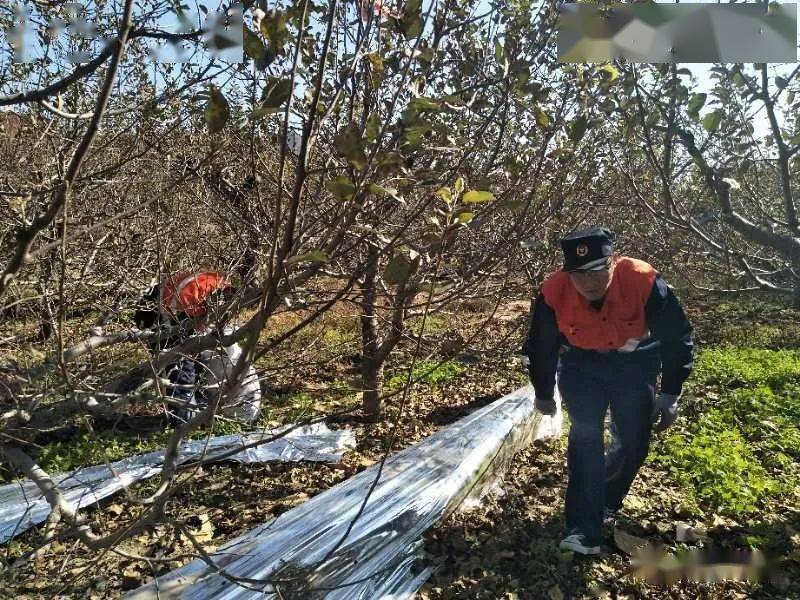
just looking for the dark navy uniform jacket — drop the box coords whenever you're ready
[525,275,694,403]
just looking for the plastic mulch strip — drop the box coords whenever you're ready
[129,385,561,599]
[0,423,356,544]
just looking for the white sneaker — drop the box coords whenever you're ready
[559,533,601,555]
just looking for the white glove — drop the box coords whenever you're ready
[651,393,679,432]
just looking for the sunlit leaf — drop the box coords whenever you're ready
[369,183,402,201]
[325,175,356,200]
[364,52,384,73]
[462,190,494,203]
[721,177,740,190]
[435,187,452,203]
[600,63,619,82]
[534,105,551,128]
[455,211,474,224]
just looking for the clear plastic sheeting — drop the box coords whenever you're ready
[0,423,356,544]
[129,385,561,600]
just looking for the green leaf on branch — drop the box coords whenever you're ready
[406,0,423,15]
[455,211,474,224]
[399,0,423,38]
[569,115,588,143]
[410,97,442,112]
[402,121,433,147]
[533,105,551,128]
[368,183,402,201]
[703,110,722,133]
[688,93,707,118]
[462,190,494,203]
[325,175,356,201]
[204,86,229,133]
[435,187,453,203]
[243,26,267,62]
[263,77,293,108]
[261,9,289,53]
[335,123,367,171]
[366,113,380,141]
[375,151,403,176]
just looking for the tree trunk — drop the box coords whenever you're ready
[361,358,384,423]
[360,243,383,422]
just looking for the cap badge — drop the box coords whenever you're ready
[576,243,589,257]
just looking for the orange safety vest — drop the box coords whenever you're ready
[160,270,230,319]
[540,257,657,351]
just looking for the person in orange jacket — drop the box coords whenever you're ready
[525,227,694,555]
[133,270,259,424]
[134,270,232,346]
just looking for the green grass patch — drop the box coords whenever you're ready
[655,347,800,516]
[658,410,779,515]
[34,430,172,474]
[407,313,448,336]
[692,347,800,390]
[31,418,254,475]
[266,390,315,423]
[716,322,800,349]
[321,328,355,348]
[386,359,466,389]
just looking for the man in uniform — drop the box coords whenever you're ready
[526,227,693,555]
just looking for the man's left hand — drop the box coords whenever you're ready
[652,393,679,432]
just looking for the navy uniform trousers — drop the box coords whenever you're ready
[557,346,659,544]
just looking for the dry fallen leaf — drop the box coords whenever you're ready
[589,584,611,599]
[624,494,647,512]
[613,527,649,556]
[190,513,215,543]
[121,566,144,590]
